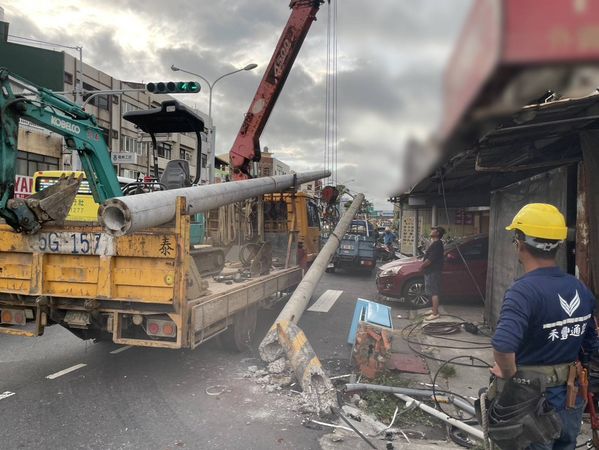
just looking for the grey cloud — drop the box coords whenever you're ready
[4,0,473,209]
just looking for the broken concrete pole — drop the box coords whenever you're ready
[276,320,336,413]
[259,193,365,362]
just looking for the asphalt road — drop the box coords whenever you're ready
[0,269,385,450]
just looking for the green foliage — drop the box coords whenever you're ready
[438,365,457,379]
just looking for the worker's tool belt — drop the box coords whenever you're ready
[514,363,572,388]
[485,377,562,450]
[487,362,578,399]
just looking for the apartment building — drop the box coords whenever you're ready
[0,18,208,195]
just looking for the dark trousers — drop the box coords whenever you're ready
[527,399,584,450]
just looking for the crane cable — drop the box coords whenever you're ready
[324,0,338,186]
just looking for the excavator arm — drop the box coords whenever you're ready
[0,68,122,233]
[229,0,324,180]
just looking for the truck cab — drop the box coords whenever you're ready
[329,219,377,273]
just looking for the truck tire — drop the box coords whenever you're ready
[220,305,258,352]
[402,277,430,308]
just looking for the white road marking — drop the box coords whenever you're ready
[46,363,87,380]
[109,345,132,355]
[0,391,15,400]
[307,290,344,313]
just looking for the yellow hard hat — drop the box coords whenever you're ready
[506,203,567,240]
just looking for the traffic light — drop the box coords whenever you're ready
[146,81,201,94]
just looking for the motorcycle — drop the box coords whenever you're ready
[376,239,400,262]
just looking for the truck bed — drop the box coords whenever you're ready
[0,204,302,349]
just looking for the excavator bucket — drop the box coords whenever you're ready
[22,174,82,225]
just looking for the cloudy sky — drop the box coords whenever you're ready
[3,0,471,209]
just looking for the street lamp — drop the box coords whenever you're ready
[170,63,258,183]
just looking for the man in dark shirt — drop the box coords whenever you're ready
[422,226,445,321]
[491,203,598,449]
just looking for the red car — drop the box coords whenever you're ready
[376,234,488,308]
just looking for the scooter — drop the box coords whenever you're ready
[376,240,399,261]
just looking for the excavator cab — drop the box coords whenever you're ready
[123,99,206,185]
[123,100,224,274]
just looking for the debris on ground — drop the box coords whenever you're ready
[352,324,393,379]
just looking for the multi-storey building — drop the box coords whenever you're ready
[0,17,208,195]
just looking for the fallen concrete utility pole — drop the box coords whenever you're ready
[345,383,476,416]
[99,170,330,236]
[395,393,484,441]
[259,193,365,362]
[257,195,364,413]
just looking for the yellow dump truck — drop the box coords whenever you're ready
[0,198,302,349]
[0,70,315,350]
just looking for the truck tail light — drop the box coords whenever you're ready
[1,309,26,325]
[146,318,177,338]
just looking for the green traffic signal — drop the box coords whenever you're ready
[146,81,201,94]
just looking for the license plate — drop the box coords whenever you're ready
[64,311,91,326]
[30,232,113,255]
[341,244,353,250]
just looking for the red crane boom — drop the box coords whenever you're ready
[229,0,324,180]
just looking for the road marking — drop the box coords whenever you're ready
[110,345,132,355]
[46,363,87,380]
[0,391,15,400]
[307,290,343,313]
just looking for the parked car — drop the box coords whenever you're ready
[376,234,488,308]
[328,220,377,273]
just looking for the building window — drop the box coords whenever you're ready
[122,102,139,114]
[96,95,110,111]
[157,143,172,159]
[120,169,139,179]
[180,147,193,161]
[262,167,271,176]
[121,135,147,155]
[16,151,59,176]
[201,153,207,168]
[99,127,110,145]
[82,82,109,111]
[64,72,73,85]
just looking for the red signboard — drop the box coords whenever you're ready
[504,0,599,63]
[14,175,33,199]
[441,0,599,141]
[440,0,502,140]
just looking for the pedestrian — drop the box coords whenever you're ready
[383,227,396,253]
[422,226,445,321]
[490,203,598,449]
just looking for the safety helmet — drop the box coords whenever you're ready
[505,203,567,240]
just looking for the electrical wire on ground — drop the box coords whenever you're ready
[401,315,493,355]
[431,355,492,421]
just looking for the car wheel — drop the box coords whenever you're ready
[402,278,430,308]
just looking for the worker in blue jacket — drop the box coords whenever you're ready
[491,203,598,450]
